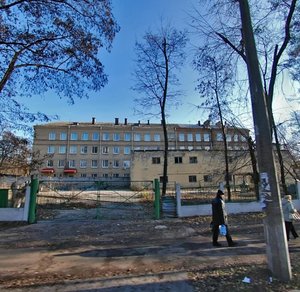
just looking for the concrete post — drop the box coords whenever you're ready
[238,0,291,281]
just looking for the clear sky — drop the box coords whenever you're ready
[21,0,299,128]
[26,0,202,126]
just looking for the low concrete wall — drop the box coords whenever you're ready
[176,184,300,217]
[0,186,30,221]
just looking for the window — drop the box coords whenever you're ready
[241,135,247,142]
[134,133,141,141]
[113,173,119,178]
[60,132,67,140]
[103,173,109,178]
[124,146,131,155]
[91,173,97,178]
[70,132,78,140]
[69,160,76,168]
[69,145,77,154]
[113,146,120,154]
[195,133,201,142]
[204,175,212,182]
[91,160,98,168]
[47,146,55,154]
[233,134,239,142]
[102,132,110,141]
[92,132,99,141]
[58,160,65,168]
[58,145,66,154]
[81,145,88,154]
[91,146,98,154]
[124,133,131,141]
[187,133,193,141]
[216,133,223,141]
[152,157,161,164]
[203,133,210,142]
[102,146,109,154]
[113,133,120,141]
[47,160,54,167]
[123,160,130,169]
[102,160,109,168]
[189,175,197,183]
[144,133,151,141]
[189,156,198,164]
[168,133,175,140]
[154,134,160,142]
[81,132,89,140]
[81,174,87,178]
[226,134,232,142]
[175,156,183,164]
[113,160,120,168]
[178,133,185,141]
[80,160,87,168]
[49,132,56,140]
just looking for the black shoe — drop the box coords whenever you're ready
[228,242,238,247]
[213,242,222,247]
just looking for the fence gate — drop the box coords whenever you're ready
[37,180,155,221]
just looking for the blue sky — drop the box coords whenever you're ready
[23,0,298,128]
[27,0,202,126]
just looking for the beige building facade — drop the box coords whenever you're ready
[33,118,250,182]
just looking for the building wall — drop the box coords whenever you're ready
[130,149,253,189]
[33,118,250,179]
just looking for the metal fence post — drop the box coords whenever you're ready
[28,178,39,224]
[154,179,160,219]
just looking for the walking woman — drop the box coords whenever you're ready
[282,194,299,241]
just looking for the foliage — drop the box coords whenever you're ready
[0,130,48,175]
[0,0,119,131]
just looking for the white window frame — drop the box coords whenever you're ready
[60,132,67,140]
[81,132,89,141]
[69,145,77,154]
[134,133,141,141]
[80,160,87,168]
[124,146,131,155]
[113,146,120,154]
[49,132,56,140]
[92,132,100,141]
[113,133,121,141]
[91,160,98,168]
[195,133,201,142]
[124,133,131,141]
[144,133,151,142]
[47,145,55,154]
[80,145,88,154]
[178,133,185,142]
[102,146,109,154]
[91,146,98,154]
[154,134,160,142]
[102,133,110,141]
[102,160,109,168]
[70,132,78,141]
[187,133,193,142]
[58,145,66,154]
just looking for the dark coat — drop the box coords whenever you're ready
[211,196,227,226]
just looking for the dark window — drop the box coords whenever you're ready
[175,156,183,164]
[152,157,161,164]
[189,175,197,183]
[204,175,212,182]
[189,156,198,164]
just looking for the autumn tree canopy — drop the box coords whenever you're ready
[0,0,119,131]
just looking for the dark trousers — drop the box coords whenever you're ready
[212,224,233,245]
[285,221,299,241]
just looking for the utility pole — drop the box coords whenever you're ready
[238,0,291,281]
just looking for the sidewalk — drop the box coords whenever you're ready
[0,213,298,291]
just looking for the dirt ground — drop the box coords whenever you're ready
[0,210,300,291]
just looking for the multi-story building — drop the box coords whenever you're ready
[33,117,250,182]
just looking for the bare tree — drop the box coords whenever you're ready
[132,24,188,196]
[0,0,119,131]
[195,53,236,200]
[190,0,299,195]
